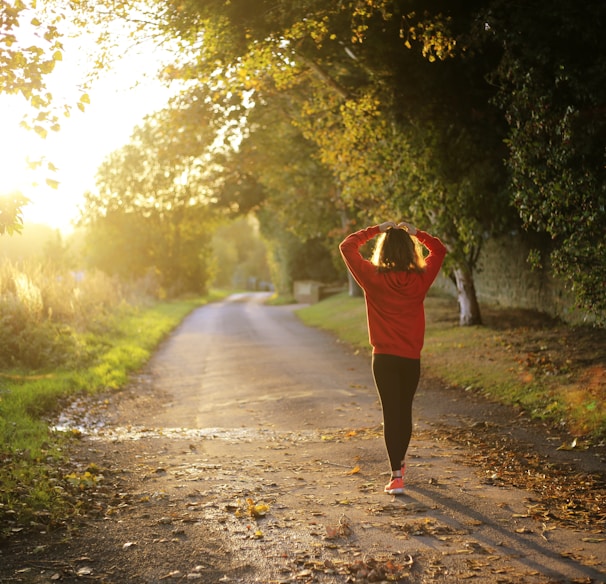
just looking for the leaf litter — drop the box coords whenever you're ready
[416,422,606,531]
[3,383,606,583]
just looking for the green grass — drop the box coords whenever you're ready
[0,291,229,534]
[296,291,606,440]
[266,292,297,306]
[296,292,370,351]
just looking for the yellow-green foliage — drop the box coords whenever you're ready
[0,259,123,324]
[0,259,137,369]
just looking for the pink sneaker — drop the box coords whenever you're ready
[384,476,404,495]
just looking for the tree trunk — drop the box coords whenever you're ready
[347,272,364,297]
[339,208,363,298]
[452,266,482,326]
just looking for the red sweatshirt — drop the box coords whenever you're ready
[339,225,447,359]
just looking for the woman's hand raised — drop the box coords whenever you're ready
[379,221,397,232]
[397,221,417,235]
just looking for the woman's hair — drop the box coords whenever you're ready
[371,227,426,273]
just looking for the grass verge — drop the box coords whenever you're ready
[296,291,606,440]
[0,291,228,536]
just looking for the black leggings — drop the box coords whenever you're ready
[372,354,421,471]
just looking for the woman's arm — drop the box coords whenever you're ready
[414,229,447,285]
[339,225,382,287]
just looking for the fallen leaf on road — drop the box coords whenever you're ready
[246,498,270,518]
[324,514,352,540]
[160,570,182,579]
[556,438,579,451]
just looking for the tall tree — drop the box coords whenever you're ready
[77,0,604,322]
[145,0,513,323]
[482,0,606,318]
[80,92,219,295]
[282,6,512,323]
[215,93,344,295]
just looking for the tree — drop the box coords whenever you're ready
[282,7,513,323]
[215,94,344,295]
[144,0,513,323]
[77,0,603,323]
[80,93,220,296]
[0,1,88,233]
[482,0,606,318]
[211,216,271,290]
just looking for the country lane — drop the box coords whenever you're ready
[137,291,381,434]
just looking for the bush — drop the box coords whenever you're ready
[0,260,142,370]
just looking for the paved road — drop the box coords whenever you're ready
[142,292,381,433]
[1,292,604,583]
[109,292,605,583]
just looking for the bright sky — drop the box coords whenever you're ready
[0,22,174,234]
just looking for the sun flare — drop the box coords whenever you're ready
[0,29,174,233]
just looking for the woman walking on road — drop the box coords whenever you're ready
[339,221,447,495]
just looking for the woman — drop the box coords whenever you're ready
[339,220,447,495]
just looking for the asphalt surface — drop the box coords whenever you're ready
[1,292,604,583]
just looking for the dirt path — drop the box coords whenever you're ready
[1,293,605,583]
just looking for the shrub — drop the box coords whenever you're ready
[0,260,141,370]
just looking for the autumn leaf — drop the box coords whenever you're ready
[65,471,99,489]
[556,438,581,451]
[246,498,270,518]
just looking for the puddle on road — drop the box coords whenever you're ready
[51,394,352,444]
[53,420,319,443]
[51,393,325,443]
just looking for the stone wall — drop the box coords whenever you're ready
[432,232,592,324]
